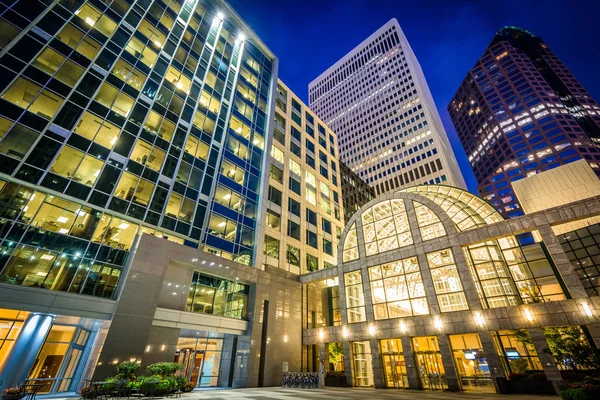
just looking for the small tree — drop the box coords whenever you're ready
[328,342,344,371]
[116,361,140,381]
[543,326,600,370]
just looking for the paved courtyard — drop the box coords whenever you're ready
[182,387,558,400]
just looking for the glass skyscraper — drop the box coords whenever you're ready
[0,0,276,300]
[449,26,600,217]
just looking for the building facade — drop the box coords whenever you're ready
[301,184,600,393]
[309,19,466,196]
[0,0,288,392]
[260,80,344,274]
[449,26,600,218]
[340,160,375,223]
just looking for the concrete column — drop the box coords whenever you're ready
[342,341,354,386]
[400,336,421,390]
[436,334,461,392]
[0,313,54,387]
[529,327,561,394]
[537,224,587,299]
[478,331,507,393]
[369,338,385,389]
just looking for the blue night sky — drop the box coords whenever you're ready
[227,0,600,193]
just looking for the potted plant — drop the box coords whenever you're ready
[2,388,24,400]
[183,382,195,392]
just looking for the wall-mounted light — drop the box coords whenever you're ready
[160,344,165,351]
[582,302,593,317]
[368,324,376,336]
[318,329,324,342]
[474,312,485,327]
[284,335,288,343]
[145,345,151,352]
[433,316,443,331]
[342,326,348,339]
[399,320,407,334]
[524,308,534,322]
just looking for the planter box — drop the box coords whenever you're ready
[325,375,350,387]
[505,379,555,395]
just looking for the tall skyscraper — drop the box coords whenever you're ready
[449,26,600,218]
[309,19,465,196]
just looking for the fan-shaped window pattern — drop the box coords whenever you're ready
[426,248,469,312]
[343,223,359,262]
[414,202,446,240]
[362,199,412,256]
[402,185,503,231]
[369,257,429,320]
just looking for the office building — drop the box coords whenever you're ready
[308,19,466,195]
[0,0,288,392]
[339,160,375,223]
[261,80,344,274]
[302,184,600,392]
[449,26,600,218]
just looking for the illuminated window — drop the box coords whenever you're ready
[344,270,366,323]
[342,224,359,262]
[50,146,104,186]
[226,136,249,161]
[92,214,138,250]
[208,214,237,242]
[124,36,158,68]
[199,90,221,114]
[362,199,412,256]
[499,235,565,303]
[113,172,155,206]
[144,110,175,141]
[2,77,64,119]
[56,23,102,60]
[165,66,191,94]
[289,159,301,176]
[271,145,284,164]
[74,112,120,149]
[165,192,194,223]
[74,3,117,37]
[221,160,244,185]
[214,185,243,212]
[32,48,85,86]
[184,135,209,160]
[426,249,469,312]
[414,202,446,240]
[94,83,134,117]
[130,139,166,171]
[138,18,167,48]
[229,115,251,140]
[369,257,429,319]
[111,58,147,90]
[192,111,216,136]
[464,241,520,308]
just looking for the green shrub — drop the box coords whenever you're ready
[146,362,183,378]
[116,361,140,381]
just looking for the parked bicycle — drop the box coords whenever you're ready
[280,372,319,389]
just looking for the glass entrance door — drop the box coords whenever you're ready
[449,334,494,392]
[379,339,407,389]
[174,334,223,387]
[413,336,447,391]
[351,341,374,387]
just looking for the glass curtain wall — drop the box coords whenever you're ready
[449,333,494,393]
[351,341,374,387]
[186,271,249,319]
